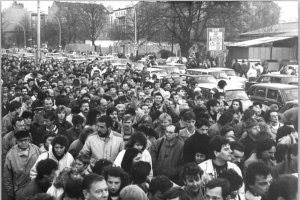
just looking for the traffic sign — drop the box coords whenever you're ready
[207,28,225,51]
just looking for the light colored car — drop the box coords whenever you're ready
[154,65,181,74]
[197,83,252,110]
[166,56,188,64]
[210,67,247,85]
[147,68,168,79]
[186,68,244,88]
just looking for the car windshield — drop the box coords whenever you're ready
[194,76,217,84]
[282,88,298,101]
[224,70,236,76]
[210,71,228,79]
[226,90,249,101]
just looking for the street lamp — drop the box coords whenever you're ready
[11,21,26,47]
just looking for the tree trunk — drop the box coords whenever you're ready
[179,41,191,58]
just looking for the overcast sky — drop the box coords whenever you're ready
[1,1,298,23]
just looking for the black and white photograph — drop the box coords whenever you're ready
[0,1,299,200]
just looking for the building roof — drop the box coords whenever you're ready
[240,22,298,37]
[227,36,294,47]
[54,1,109,12]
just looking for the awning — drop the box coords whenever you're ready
[227,36,294,47]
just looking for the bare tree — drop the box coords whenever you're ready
[78,3,108,51]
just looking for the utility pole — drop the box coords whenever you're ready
[37,0,40,64]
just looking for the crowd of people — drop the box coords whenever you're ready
[1,53,298,200]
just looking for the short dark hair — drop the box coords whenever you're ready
[82,173,105,191]
[43,111,56,121]
[92,159,113,175]
[181,162,203,181]
[253,101,262,108]
[106,107,118,116]
[97,115,113,128]
[195,118,210,129]
[220,125,235,137]
[21,110,34,119]
[255,138,276,159]
[217,80,227,89]
[182,110,196,121]
[206,99,219,111]
[72,114,84,125]
[12,116,24,127]
[36,159,58,180]
[230,141,245,153]
[80,99,90,108]
[148,175,173,195]
[130,161,151,184]
[9,101,22,112]
[64,178,83,199]
[209,135,230,159]
[245,161,271,188]
[162,187,189,200]
[206,178,231,199]
[218,112,233,126]
[219,169,243,192]
[104,166,130,191]
[266,174,298,200]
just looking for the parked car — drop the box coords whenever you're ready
[209,67,247,86]
[166,56,188,64]
[186,68,244,88]
[197,83,252,110]
[178,74,218,86]
[245,74,299,91]
[147,68,168,79]
[278,100,298,114]
[247,83,298,109]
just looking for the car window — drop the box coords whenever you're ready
[254,87,266,98]
[267,89,278,100]
[248,87,256,96]
[283,88,298,102]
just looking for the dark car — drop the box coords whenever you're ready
[247,83,298,109]
[245,74,298,91]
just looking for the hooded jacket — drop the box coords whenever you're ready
[30,145,74,179]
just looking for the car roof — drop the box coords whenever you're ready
[197,83,244,90]
[187,68,225,72]
[251,83,298,89]
[261,74,298,78]
[147,68,166,72]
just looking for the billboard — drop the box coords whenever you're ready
[207,28,225,51]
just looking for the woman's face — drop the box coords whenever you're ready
[133,142,144,151]
[54,144,65,157]
[57,111,66,121]
[232,101,240,110]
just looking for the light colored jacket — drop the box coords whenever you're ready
[199,159,245,200]
[79,131,124,163]
[30,145,74,179]
[4,144,40,196]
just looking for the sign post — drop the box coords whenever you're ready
[207,28,225,51]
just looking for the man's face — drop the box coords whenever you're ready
[261,146,276,161]
[216,144,232,162]
[106,176,121,195]
[197,125,209,135]
[249,174,272,196]
[81,103,90,114]
[24,118,32,131]
[100,100,108,112]
[110,88,116,95]
[14,120,26,131]
[57,81,64,89]
[44,99,53,111]
[165,126,177,141]
[17,137,31,150]
[21,89,28,95]
[205,186,223,200]
[122,84,129,91]
[269,111,279,123]
[253,105,262,115]
[212,103,220,113]
[178,89,186,97]
[154,83,160,89]
[73,159,86,173]
[184,174,202,194]
[123,119,133,130]
[109,111,118,122]
[161,119,170,130]
[144,87,150,95]
[141,105,150,115]
[173,94,180,103]
[96,122,110,136]
[44,118,54,129]
[231,149,244,164]
[74,123,84,133]
[84,180,109,200]
[249,125,260,138]
[145,99,153,108]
